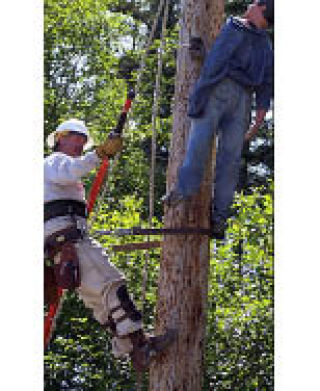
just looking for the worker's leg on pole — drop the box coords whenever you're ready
[44,217,176,368]
[177,87,227,198]
[76,236,142,356]
[213,86,251,222]
[76,235,176,369]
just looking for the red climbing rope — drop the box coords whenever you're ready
[44,289,63,348]
[87,158,109,213]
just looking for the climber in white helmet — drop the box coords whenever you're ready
[44,118,175,372]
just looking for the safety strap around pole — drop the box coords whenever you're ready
[95,227,211,236]
[111,240,162,252]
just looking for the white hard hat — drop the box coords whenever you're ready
[46,119,94,150]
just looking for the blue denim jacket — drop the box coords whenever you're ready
[188,17,273,118]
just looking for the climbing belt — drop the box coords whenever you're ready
[96,227,212,236]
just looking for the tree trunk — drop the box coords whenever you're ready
[149,1,224,390]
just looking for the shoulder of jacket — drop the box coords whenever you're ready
[44,152,70,163]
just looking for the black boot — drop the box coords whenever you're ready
[210,218,226,240]
[210,207,227,239]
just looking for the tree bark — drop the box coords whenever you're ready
[149,1,224,390]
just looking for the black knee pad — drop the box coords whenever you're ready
[116,285,142,322]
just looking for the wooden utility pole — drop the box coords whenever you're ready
[149,1,224,390]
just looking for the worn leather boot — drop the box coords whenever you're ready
[129,328,177,372]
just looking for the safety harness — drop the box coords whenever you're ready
[44,202,84,301]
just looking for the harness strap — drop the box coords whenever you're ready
[44,199,87,222]
[109,305,129,324]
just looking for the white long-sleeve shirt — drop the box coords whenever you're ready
[44,151,100,203]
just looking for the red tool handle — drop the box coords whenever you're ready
[87,158,109,214]
[44,288,63,348]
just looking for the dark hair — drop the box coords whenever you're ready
[258,0,274,25]
[53,141,60,152]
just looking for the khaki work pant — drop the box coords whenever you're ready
[44,215,142,357]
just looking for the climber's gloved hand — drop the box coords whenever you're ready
[189,37,206,60]
[96,132,123,158]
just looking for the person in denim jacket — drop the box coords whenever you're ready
[164,0,274,239]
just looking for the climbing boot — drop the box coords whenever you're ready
[210,217,227,240]
[162,187,185,208]
[129,328,177,372]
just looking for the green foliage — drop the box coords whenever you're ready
[44,0,133,147]
[204,187,273,390]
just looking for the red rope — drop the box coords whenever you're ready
[44,287,63,348]
[87,158,109,214]
[123,99,132,113]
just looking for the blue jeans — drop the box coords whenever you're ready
[178,78,251,220]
